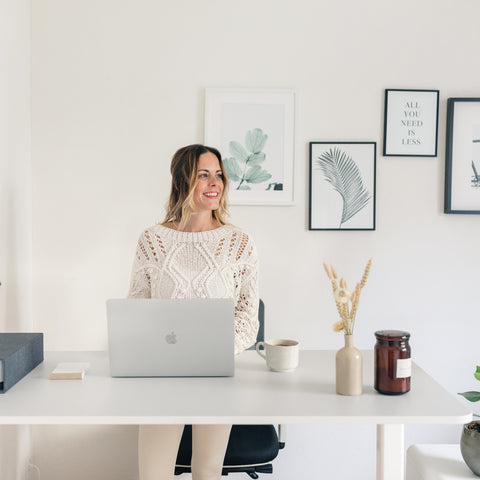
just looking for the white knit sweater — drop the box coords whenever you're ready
[128,224,259,354]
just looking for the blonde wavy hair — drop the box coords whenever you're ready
[162,144,230,231]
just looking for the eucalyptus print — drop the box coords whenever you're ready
[223,128,273,190]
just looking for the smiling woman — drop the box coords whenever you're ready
[163,144,229,232]
[192,152,225,220]
[127,144,259,480]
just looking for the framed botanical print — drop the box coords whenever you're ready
[445,98,480,214]
[205,88,295,205]
[309,142,376,230]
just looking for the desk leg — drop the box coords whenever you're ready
[376,424,404,480]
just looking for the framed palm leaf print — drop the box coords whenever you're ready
[309,142,376,230]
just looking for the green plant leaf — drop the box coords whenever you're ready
[223,157,242,182]
[238,184,251,190]
[229,141,249,163]
[247,152,266,166]
[459,391,480,402]
[474,366,480,382]
[245,165,272,184]
[245,128,268,154]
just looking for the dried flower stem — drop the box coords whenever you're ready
[324,258,372,335]
[360,258,372,288]
[330,265,338,280]
[323,262,333,280]
[350,258,372,323]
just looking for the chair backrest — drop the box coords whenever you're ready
[247,299,264,350]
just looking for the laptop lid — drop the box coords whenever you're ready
[106,298,234,377]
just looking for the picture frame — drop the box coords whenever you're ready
[445,98,480,214]
[309,142,376,231]
[204,88,295,205]
[383,89,439,157]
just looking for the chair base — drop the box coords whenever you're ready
[175,463,273,478]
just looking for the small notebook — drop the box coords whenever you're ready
[49,362,90,380]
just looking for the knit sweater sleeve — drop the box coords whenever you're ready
[127,231,152,299]
[233,233,259,355]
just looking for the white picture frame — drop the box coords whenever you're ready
[205,88,295,205]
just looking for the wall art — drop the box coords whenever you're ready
[445,98,480,214]
[205,88,295,205]
[383,89,439,157]
[309,142,376,230]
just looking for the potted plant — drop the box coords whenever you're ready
[458,366,480,476]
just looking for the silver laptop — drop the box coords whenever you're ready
[107,298,234,377]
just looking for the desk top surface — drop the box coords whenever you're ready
[0,350,472,425]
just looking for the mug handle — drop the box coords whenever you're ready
[256,342,266,359]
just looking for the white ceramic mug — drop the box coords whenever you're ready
[255,339,299,372]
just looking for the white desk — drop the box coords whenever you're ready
[0,350,471,480]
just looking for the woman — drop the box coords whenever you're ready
[128,144,259,480]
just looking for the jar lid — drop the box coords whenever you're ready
[375,330,410,340]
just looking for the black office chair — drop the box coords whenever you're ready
[174,300,285,478]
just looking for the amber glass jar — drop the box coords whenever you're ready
[374,330,411,395]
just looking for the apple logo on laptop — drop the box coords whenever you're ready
[165,331,177,344]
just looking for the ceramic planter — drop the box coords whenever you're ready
[461,421,480,476]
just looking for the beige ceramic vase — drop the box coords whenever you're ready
[335,334,363,395]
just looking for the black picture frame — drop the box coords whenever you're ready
[445,97,480,214]
[383,89,439,157]
[309,142,376,231]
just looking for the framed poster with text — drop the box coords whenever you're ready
[383,89,439,157]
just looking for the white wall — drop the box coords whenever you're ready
[0,0,32,331]
[29,0,480,479]
[0,0,33,478]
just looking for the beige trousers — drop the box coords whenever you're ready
[138,424,232,480]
